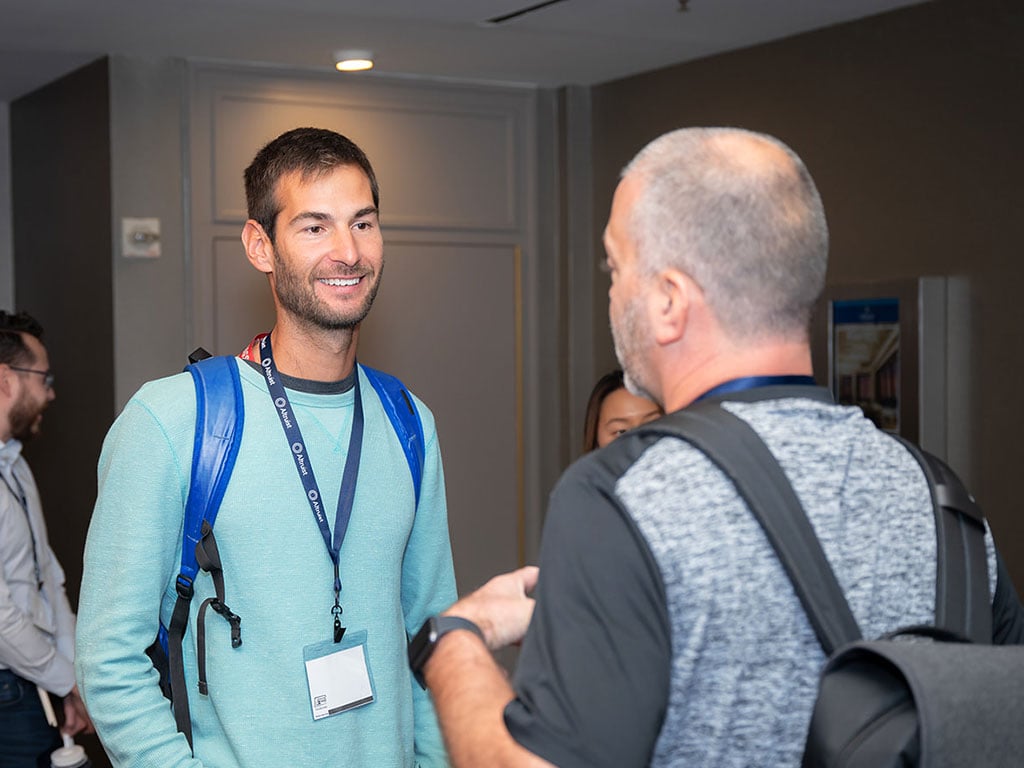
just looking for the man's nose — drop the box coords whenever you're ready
[329,229,359,265]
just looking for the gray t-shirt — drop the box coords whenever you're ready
[505,388,1011,768]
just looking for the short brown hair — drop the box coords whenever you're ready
[244,127,380,243]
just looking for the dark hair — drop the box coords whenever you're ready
[582,369,626,453]
[0,310,44,366]
[243,127,380,243]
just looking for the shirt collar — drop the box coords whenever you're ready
[695,375,818,402]
[0,438,24,473]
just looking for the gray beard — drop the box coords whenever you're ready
[611,300,658,406]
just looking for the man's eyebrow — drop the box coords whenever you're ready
[286,206,378,228]
[287,210,332,227]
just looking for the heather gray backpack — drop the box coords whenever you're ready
[648,400,1024,768]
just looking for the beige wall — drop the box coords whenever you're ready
[588,0,1024,584]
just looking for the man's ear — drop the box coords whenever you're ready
[0,363,16,399]
[650,269,692,346]
[241,220,274,274]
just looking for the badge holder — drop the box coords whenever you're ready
[303,629,376,721]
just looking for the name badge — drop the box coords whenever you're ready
[303,630,376,720]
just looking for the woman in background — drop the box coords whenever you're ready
[582,369,663,452]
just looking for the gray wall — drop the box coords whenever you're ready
[11,58,115,607]
[10,60,114,766]
[0,102,11,309]
[8,58,563,765]
[109,56,190,405]
[5,0,1021,667]
[9,55,571,596]
[0,58,197,632]
[182,64,558,594]
[589,0,1024,584]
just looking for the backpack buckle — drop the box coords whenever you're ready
[175,574,194,600]
[210,599,243,648]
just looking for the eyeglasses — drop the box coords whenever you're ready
[8,366,55,389]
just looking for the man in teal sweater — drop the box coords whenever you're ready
[75,128,457,767]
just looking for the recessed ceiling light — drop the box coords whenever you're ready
[334,50,374,72]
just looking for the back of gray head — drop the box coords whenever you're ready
[623,127,828,341]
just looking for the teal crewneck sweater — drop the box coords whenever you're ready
[76,361,456,767]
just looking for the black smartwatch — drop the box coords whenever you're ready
[408,615,484,688]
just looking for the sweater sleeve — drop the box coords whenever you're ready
[399,401,458,767]
[75,389,206,768]
[47,545,78,684]
[0,504,75,694]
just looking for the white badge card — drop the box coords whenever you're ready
[303,630,376,721]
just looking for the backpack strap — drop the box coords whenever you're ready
[161,356,423,749]
[361,364,426,505]
[181,355,245,585]
[643,401,861,655]
[643,399,993,655]
[195,520,242,696]
[166,354,245,748]
[893,438,991,642]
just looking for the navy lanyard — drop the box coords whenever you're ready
[1,471,43,590]
[257,333,363,642]
[695,375,817,402]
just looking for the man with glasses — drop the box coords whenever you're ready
[0,310,93,767]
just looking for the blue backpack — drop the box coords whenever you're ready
[154,352,425,748]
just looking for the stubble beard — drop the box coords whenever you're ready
[9,390,45,443]
[611,295,658,405]
[273,253,384,331]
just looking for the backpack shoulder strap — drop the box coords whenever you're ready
[892,438,991,642]
[360,364,426,505]
[167,353,244,749]
[182,355,245,582]
[639,401,861,654]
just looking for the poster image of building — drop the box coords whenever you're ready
[831,297,900,433]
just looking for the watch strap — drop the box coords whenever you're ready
[435,615,483,640]
[409,615,484,688]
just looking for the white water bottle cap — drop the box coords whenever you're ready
[50,742,89,768]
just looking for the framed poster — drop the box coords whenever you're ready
[811,277,954,452]
[830,297,901,433]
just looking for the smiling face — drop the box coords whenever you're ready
[258,164,384,331]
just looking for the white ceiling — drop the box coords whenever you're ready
[0,0,929,101]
